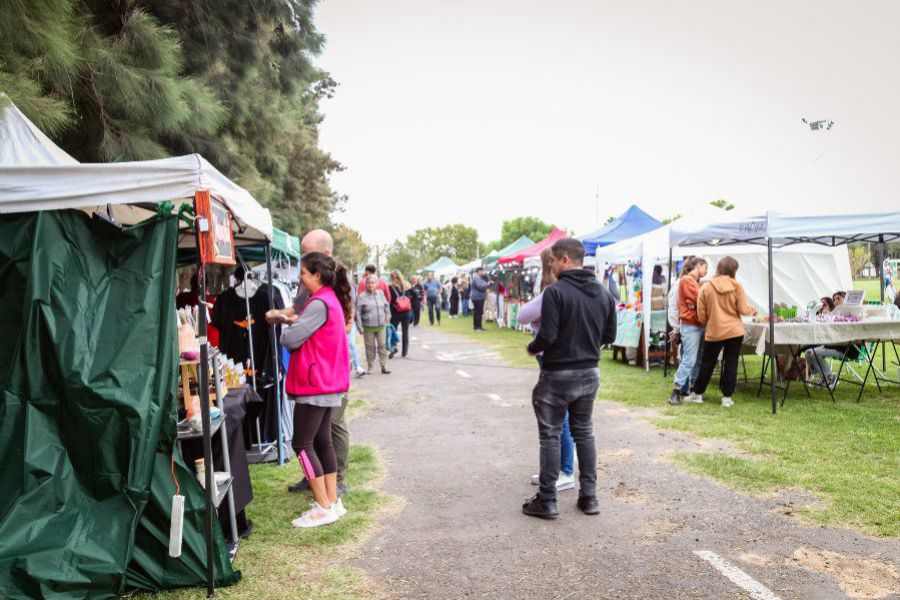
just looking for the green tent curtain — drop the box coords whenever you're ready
[0,210,238,598]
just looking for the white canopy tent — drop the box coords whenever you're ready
[0,98,273,243]
[668,209,900,413]
[456,258,483,274]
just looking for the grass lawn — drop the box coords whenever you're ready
[435,315,900,537]
[149,396,391,599]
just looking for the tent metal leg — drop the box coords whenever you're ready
[193,194,216,596]
[664,248,673,378]
[768,238,777,414]
[265,244,285,466]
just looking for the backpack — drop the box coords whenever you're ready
[392,286,412,312]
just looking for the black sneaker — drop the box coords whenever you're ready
[522,494,559,519]
[668,389,682,406]
[288,479,310,493]
[577,495,600,515]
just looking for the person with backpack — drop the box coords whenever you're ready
[389,270,413,358]
[356,275,391,374]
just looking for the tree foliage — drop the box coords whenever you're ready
[663,199,736,224]
[386,224,480,275]
[484,217,556,251]
[1,0,341,236]
[333,224,370,272]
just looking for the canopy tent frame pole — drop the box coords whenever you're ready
[265,244,285,466]
[664,248,673,378]
[878,235,886,372]
[768,237,777,414]
[192,192,217,596]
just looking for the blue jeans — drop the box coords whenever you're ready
[348,330,360,371]
[536,354,575,475]
[461,299,470,316]
[674,324,704,390]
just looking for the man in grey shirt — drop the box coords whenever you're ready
[265,229,355,497]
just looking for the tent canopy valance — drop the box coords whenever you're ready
[484,235,534,265]
[498,228,568,265]
[579,205,663,256]
[0,97,273,243]
[669,210,900,248]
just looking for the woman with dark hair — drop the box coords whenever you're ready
[282,252,352,528]
[389,269,413,358]
[449,276,460,318]
[516,246,576,492]
[692,256,757,407]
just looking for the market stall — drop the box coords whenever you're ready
[669,209,900,412]
[0,100,275,596]
[594,205,853,371]
[495,228,568,327]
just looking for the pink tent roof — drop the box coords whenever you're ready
[498,228,568,265]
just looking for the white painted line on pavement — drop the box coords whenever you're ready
[487,393,502,401]
[693,551,782,600]
[411,336,419,341]
[422,344,430,350]
[456,370,471,378]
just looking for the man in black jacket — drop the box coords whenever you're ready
[523,238,617,519]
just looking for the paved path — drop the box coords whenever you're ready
[347,325,900,599]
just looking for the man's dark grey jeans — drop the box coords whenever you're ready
[532,367,599,501]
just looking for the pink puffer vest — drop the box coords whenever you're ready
[286,286,350,396]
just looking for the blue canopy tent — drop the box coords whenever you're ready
[579,205,664,256]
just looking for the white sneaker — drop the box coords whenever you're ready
[556,472,576,491]
[334,498,347,518]
[355,367,366,378]
[721,397,734,407]
[685,392,704,403]
[291,502,340,528]
[530,472,576,491]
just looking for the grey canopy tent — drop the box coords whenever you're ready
[669,209,900,413]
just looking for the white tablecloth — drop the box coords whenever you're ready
[743,318,900,355]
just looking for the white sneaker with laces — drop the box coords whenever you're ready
[355,367,366,378]
[530,472,576,491]
[291,502,340,528]
[721,397,734,407]
[556,472,576,491]
[334,498,347,518]
[685,392,704,403]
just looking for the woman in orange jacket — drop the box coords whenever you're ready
[692,256,757,407]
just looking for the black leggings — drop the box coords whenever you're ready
[391,313,411,357]
[291,403,337,480]
[693,335,744,397]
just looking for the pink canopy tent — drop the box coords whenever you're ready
[498,228,568,265]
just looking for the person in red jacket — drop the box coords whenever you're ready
[357,264,390,299]
[669,258,707,405]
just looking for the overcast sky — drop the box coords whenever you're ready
[313,0,900,247]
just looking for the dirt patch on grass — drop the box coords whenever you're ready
[613,481,649,504]
[739,553,774,567]
[789,547,900,599]
[599,448,634,461]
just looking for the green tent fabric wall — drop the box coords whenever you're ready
[0,210,238,598]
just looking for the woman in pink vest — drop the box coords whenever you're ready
[282,252,352,528]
